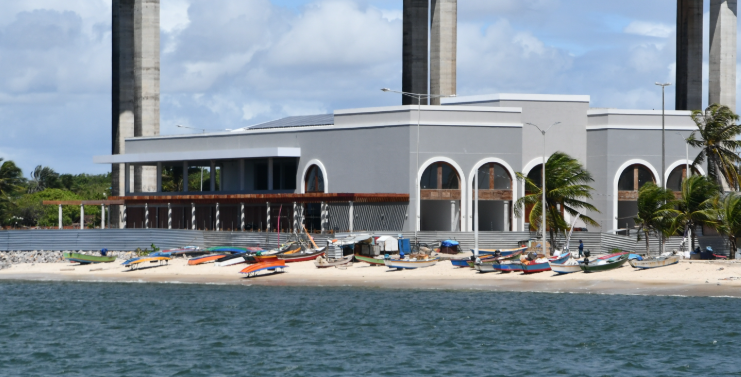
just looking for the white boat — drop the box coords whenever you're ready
[384,258,438,270]
[629,255,681,269]
[214,256,248,267]
[549,258,582,274]
[474,263,497,273]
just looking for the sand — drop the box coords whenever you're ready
[2,257,741,297]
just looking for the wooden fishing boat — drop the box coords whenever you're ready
[187,254,229,266]
[355,254,385,266]
[580,253,629,273]
[239,260,287,277]
[451,258,474,268]
[122,256,171,269]
[314,254,354,268]
[491,262,523,273]
[277,249,325,263]
[474,263,498,273]
[549,259,582,274]
[476,246,528,256]
[384,257,438,270]
[629,255,681,269]
[63,252,116,264]
[517,252,570,274]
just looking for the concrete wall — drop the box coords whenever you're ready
[676,0,704,110]
[709,0,738,111]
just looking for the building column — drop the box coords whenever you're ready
[124,163,131,194]
[450,200,456,232]
[292,202,297,232]
[239,159,245,192]
[240,202,245,231]
[676,0,704,110]
[402,0,429,105]
[80,204,85,230]
[349,201,354,232]
[710,0,738,111]
[58,204,63,230]
[182,161,188,192]
[101,204,106,229]
[121,205,127,229]
[430,0,457,105]
[320,202,327,234]
[145,203,149,229]
[210,160,216,192]
[266,202,271,232]
[156,162,162,192]
[167,203,172,229]
[504,201,511,232]
[191,203,196,230]
[268,158,274,191]
[215,202,220,231]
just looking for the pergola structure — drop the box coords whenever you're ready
[42,200,125,229]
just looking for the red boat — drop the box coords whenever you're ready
[239,260,287,277]
[277,249,325,263]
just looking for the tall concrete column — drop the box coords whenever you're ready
[430,0,457,105]
[133,0,160,193]
[112,0,135,228]
[710,0,738,111]
[676,0,704,110]
[402,0,429,105]
[58,204,63,229]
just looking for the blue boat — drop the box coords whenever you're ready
[450,259,472,268]
[492,262,523,273]
[517,252,570,274]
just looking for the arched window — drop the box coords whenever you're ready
[305,165,324,193]
[618,164,655,191]
[475,163,512,190]
[667,166,687,192]
[421,162,459,190]
[526,164,543,191]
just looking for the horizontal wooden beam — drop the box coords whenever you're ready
[106,193,410,205]
[43,200,125,205]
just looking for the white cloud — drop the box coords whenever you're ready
[624,21,674,38]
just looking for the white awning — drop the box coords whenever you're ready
[93,147,301,164]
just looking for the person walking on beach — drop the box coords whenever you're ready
[578,240,584,258]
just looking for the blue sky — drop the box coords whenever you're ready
[0,0,732,175]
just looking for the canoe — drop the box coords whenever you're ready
[629,255,681,269]
[476,246,528,256]
[187,254,229,266]
[384,258,438,270]
[63,252,116,264]
[314,254,354,268]
[580,253,629,273]
[355,254,385,266]
[122,256,171,268]
[278,249,325,263]
[518,252,570,274]
[239,260,288,277]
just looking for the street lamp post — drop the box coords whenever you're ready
[655,82,671,256]
[525,122,560,255]
[381,88,456,248]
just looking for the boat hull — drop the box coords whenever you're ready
[384,258,438,269]
[476,247,528,256]
[187,254,228,266]
[549,263,582,274]
[122,256,171,268]
[278,251,324,263]
[355,254,385,266]
[629,255,681,269]
[239,260,287,277]
[491,263,523,273]
[474,264,497,273]
[580,254,629,272]
[451,259,472,268]
[314,255,354,268]
[63,252,116,264]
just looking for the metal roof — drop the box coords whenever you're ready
[245,114,334,130]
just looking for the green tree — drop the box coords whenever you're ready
[514,152,600,253]
[27,165,60,193]
[0,159,24,225]
[634,183,680,254]
[709,193,741,260]
[688,104,741,190]
[674,175,719,251]
[5,189,96,227]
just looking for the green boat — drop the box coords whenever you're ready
[579,253,629,273]
[63,252,116,264]
[354,254,385,266]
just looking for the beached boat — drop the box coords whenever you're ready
[214,253,253,267]
[165,246,207,257]
[278,249,325,263]
[517,252,570,274]
[451,258,474,268]
[63,252,116,264]
[314,254,354,268]
[122,256,171,269]
[239,260,287,277]
[384,257,438,270]
[187,254,229,266]
[474,263,498,273]
[549,258,582,274]
[206,246,249,254]
[629,255,681,269]
[580,253,629,273]
[490,262,523,273]
[476,246,528,256]
[355,254,385,266]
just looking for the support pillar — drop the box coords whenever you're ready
[402,0,429,105]
[156,162,162,192]
[80,204,85,230]
[167,203,172,229]
[101,204,106,229]
[430,0,457,105]
[145,203,149,229]
[292,202,297,233]
[58,204,63,230]
[320,202,327,234]
[349,201,354,232]
[268,158,274,191]
[121,205,127,229]
[182,161,188,192]
[450,200,456,232]
[676,0,704,110]
[191,203,196,230]
[210,160,216,192]
[124,163,131,194]
[266,202,271,232]
[240,203,245,231]
[710,0,738,111]
[504,201,511,232]
[215,202,220,231]
[239,159,245,191]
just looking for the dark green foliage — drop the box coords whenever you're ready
[688,104,741,190]
[634,183,680,254]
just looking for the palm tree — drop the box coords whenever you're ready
[687,104,741,190]
[514,152,600,254]
[27,165,59,193]
[0,158,24,197]
[710,193,741,260]
[675,175,719,252]
[634,183,680,254]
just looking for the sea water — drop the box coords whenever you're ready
[0,281,739,376]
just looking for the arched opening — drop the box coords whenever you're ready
[420,162,461,231]
[304,165,325,193]
[523,164,543,231]
[617,164,656,231]
[667,165,688,192]
[471,163,513,231]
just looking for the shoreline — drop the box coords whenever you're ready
[1,258,741,297]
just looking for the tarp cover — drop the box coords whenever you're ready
[375,236,398,252]
[441,240,460,247]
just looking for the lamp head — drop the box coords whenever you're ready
[381,88,390,92]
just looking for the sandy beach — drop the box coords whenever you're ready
[2,257,741,297]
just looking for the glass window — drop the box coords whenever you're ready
[527,165,542,189]
[441,163,459,189]
[493,164,512,190]
[667,167,684,191]
[617,168,634,191]
[305,165,324,193]
[254,161,268,190]
[637,166,654,188]
[476,165,491,189]
[421,164,437,189]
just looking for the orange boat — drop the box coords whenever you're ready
[239,260,287,277]
[187,254,228,266]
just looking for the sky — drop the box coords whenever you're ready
[0,0,733,176]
